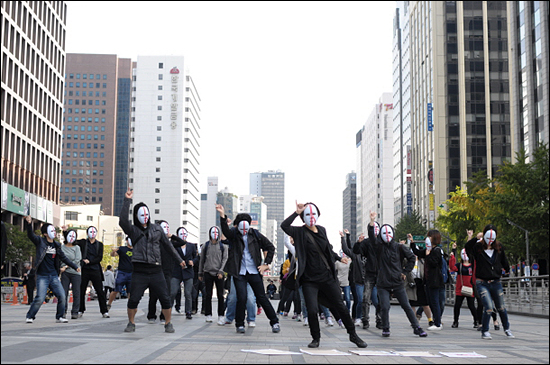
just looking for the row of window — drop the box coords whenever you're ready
[67,73,108,80]
[62,169,104,176]
[63,178,104,184]
[65,152,104,158]
[65,143,105,149]
[65,126,105,131]
[66,82,107,88]
[65,117,106,123]
[61,196,103,203]
[65,134,105,140]
[65,161,104,167]
[62,187,103,193]
[67,99,106,106]
[67,91,107,97]
[65,108,106,114]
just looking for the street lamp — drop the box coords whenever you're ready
[506,219,530,276]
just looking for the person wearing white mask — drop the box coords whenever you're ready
[281,202,368,348]
[24,216,80,323]
[60,226,82,319]
[449,243,477,328]
[216,205,280,335]
[75,224,109,318]
[465,224,513,340]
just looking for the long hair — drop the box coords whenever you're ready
[427,229,441,247]
[482,224,502,252]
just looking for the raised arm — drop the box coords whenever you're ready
[24,216,41,246]
[119,189,134,236]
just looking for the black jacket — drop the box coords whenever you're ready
[363,223,415,289]
[26,223,78,275]
[465,237,510,281]
[353,233,379,277]
[341,233,364,284]
[119,197,184,268]
[171,236,198,281]
[220,215,275,277]
[281,212,342,288]
[75,238,104,272]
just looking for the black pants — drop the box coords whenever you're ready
[302,278,356,340]
[26,281,35,304]
[203,272,225,316]
[147,272,171,320]
[234,272,278,327]
[454,294,477,323]
[79,269,108,314]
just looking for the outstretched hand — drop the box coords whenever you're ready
[295,201,306,215]
[125,189,133,199]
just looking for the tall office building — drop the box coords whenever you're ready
[217,187,239,223]
[342,172,357,243]
[60,54,133,216]
[508,1,549,159]
[250,171,285,263]
[356,94,394,229]
[129,56,201,241]
[392,2,413,224]
[1,1,67,226]
[200,176,218,245]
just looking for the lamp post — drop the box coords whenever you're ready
[507,219,530,276]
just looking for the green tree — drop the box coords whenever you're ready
[3,222,35,277]
[394,210,426,241]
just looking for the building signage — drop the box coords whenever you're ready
[427,103,433,131]
[170,67,180,129]
[429,193,435,211]
[406,145,411,174]
[6,185,27,215]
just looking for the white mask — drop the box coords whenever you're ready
[127,237,132,247]
[303,204,319,227]
[87,227,97,240]
[373,222,380,236]
[238,221,250,236]
[484,230,496,245]
[160,222,170,236]
[47,225,57,240]
[380,225,394,243]
[66,231,77,244]
[425,236,432,250]
[178,228,188,241]
[137,206,150,225]
[210,227,220,241]
[461,248,469,262]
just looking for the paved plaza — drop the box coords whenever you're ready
[1,296,548,364]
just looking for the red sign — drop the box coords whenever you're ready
[428,168,433,183]
[170,67,180,74]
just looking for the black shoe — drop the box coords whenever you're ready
[473,321,479,328]
[349,333,368,348]
[452,321,459,328]
[236,326,246,334]
[308,339,320,348]
[376,321,383,329]
[362,322,370,330]
[186,313,192,320]
[382,328,390,337]
[429,320,435,327]
[494,324,500,331]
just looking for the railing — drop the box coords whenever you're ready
[445,275,549,317]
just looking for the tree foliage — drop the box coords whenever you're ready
[394,210,427,241]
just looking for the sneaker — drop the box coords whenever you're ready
[164,322,175,333]
[56,317,69,323]
[414,327,428,337]
[205,315,213,322]
[186,313,192,320]
[71,314,78,320]
[326,317,334,326]
[308,339,320,348]
[349,333,368,348]
[124,322,136,332]
[224,317,233,325]
[148,318,156,324]
[354,318,362,326]
[416,314,422,321]
[337,319,344,328]
[376,321,383,329]
[78,312,83,318]
[272,323,281,333]
[106,304,111,311]
[494,323,500,331]
[191,309,197,315]
[362,322,370,329]
[248,321,256,328]
[102,312,110,318]
[217,316,225,326]
[160,318,166,324]
[477,325,483,331]
[278,311,284,316]
[382,328,390,337]
[236,326,246,334]
[25,318,33,324]
[257,307,262,315]
[428,320,435,327]
[504,329,515,338]
[304,317,309,326]
[427,325,442,331]
[473,321,479,329]
[292,313,297,320]
[283,312,288,317]
[296,314,302,322]
[452,321,459,328]
[319,313,325,320]
[482,331,492,340]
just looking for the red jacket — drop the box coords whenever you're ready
[449,254,474,297]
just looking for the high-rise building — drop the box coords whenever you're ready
[342,172,357,243]
[217,187,239,223]
[356,94,394,230]
[1,1,67,226]
[250,170,285,263]
[129,56,201,241]
[508,1,549,159]
[60,54,133,216]
[200,176,218,245]
[392,2,413,224]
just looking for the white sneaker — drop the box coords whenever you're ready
[56,317,69,323]
[326,317,334,326]
[78,312,83,318]
[248,321,256,327]
[205,315,213,322]
[102,312,110,318]
[354,318,362,326]
[217,316,225,326]
[304,317,309,326]
[482,331,492,340]
[148,319,156,324]
[504,329,515,338]
[427,325,442,331]
[296,314,302,322]
[25,318,33,323]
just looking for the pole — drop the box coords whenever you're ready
[507,219,530,275]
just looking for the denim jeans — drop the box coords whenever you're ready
[61,271,81,316]
[170,277,193,314]
[377,285,419,330]
[354,284,364,319]
[341,285,351,312]
[225,276,256,322]
[361,275,379,324]
[426,286,446,327]
[26,274,66,320]
[233,273,278,328]
[476,279,510,332]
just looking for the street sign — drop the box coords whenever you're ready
[413,235,425,241]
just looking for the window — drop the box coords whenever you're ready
[65,211,78,220]
[87,216,93,221]
[155,188,160,193]
[156,157,161,162]
[159,63,163,69]
[158,95,163,100]
[156,178,161,182]
[158,74,163,80]
[155,199,160,203]
[156,147,161,151]
[155,209,160,214]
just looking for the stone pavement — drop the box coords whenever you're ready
[1,296,548,364]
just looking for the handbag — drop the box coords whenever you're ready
[282,259,297,290]
[460,270,473,297]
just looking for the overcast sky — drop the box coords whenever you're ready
[65,1,396,245]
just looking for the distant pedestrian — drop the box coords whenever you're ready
[103,265,115,298]
[24,215,80,323]
[22,262,36,305]
[107,237,133,311]
[60,226,82,319]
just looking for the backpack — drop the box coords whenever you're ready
[441,254,449,283]
[202,240,225,257]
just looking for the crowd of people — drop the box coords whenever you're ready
[18,192,515,348]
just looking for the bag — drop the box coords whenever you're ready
[459,270,473,297]
[441,254,449,283]
[282,259,297,290]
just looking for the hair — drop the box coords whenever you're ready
[107,265,112,270]
[40,223,53,236]
[298,202,321,223]
[482,224,502,252]
[426,229,441,247]
[233,213,252,228]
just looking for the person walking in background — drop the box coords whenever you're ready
[281,202,367,349]
[60,227,82,319]
[404,233,433,329]
[199,226,229,325]
[340,229,366,327]
[24,216,80,323]
[449,242,478,328]
[465,225,514,340]
[107,237,133,311]
[22,262,36,305]
[103,265,115,299]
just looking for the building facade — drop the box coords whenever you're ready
[342,172,357,243]
[1,1,67,227]
[129,56,201,241]
[200,176,218,245]
[60,54,133,216]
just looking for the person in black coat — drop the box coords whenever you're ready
[22,262,36,304]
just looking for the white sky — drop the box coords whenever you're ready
[65,1,396,245]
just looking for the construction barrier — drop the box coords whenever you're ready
[11,283,20,306]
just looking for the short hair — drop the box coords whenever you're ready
[299,202,321,222]
[233,213,252,228]
[106,265,112,270]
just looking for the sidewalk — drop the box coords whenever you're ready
[1,296,548,364]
